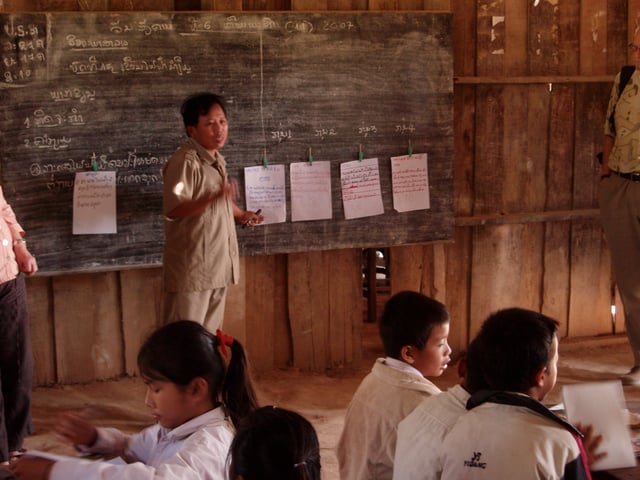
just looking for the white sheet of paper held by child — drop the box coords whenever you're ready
[562,380,636,471]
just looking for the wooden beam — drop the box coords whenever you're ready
[455,75,614,85]
[455,208,600,227]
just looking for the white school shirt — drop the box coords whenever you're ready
[393,384,470,480]
[50,407,234,480]
[337,358,442,480]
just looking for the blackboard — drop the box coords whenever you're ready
[0,12,453,274]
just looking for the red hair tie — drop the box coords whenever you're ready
[216,329,234,359]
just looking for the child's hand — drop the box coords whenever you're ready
[9,457,54,480]
[575,423,607,465]
[55,412,98,447]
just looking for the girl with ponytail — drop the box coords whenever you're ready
[10,320,258,480]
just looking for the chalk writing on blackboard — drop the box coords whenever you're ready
[0,11,453,272]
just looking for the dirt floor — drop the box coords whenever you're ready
[18,324,640,480]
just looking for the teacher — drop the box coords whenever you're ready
[162,93,263,332]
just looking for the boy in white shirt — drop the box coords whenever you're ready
[337,291,451,480]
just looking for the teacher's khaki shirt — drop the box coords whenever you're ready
[162,138,239,292]
[605,70,640,173]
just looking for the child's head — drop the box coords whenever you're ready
[466,307,559,400]
[378,291,451,377]
[137,320,258,428]
[229,406,321,480]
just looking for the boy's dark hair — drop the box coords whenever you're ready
[378,291,449,359]
[229,406,321,480]
[137,320,258,427]
[180,92,227,129]
[466,308,559,393]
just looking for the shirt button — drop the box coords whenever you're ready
[1,239,8,247]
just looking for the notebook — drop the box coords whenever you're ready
[562,380,637,471]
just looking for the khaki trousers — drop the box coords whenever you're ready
[600,174,640,365]
[163,286,228,333]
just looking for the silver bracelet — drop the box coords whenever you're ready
[13,238,26,246]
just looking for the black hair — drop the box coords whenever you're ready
[466,308,559,393]
[180,92,227,130]
[137,320,258,427]
[378,291,449,359]
[229,406,321,480]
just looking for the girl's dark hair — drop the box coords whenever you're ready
[378,291,449,358]
[229,406,321,480]
[137,320,258,427]
[181,92,227,129]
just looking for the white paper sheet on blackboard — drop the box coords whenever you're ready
[290,161,332,222]
[562,380,636,471]
[390,153,430,212]
[73,171,117,235]
[244,164,286,224]
[340,157,384,219]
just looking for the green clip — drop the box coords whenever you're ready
[91,160,98,171]
[358,151,364,161]
[308,154,313,166]
[262,157,268,168]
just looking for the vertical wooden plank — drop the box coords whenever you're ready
[580,0,608,75]
[288,250,330,371]
[444,227,470,354]
[389,244,425,295]
[568,220,612,336]
[271,255,291,368]
[423,0,450,11]
[368,0,425,10]
[573,86,616,208]
[243,255,286,373]
[569,82,611,336]
[328,249,361,368]
[607,0,628,73]
[547,84,575,211]
[241,0,291,10]
[477,0,528,76]
[454,84,475,215]
[528,0,579,76]
[630,0,640,48]
[110,0,174,9]
[469,223,544,338]
[53,272,124,383]
[542,222,571,337]
[474,85,504,214]
[431,243,446,306]
[291,0,326,9]
[25,276,55,386]
[542,84,575,336]
[477,0,506,76]
[503,0,527,75]
[120,268,162,376]
[452,0,475,76]
[211,0,243,10]
[225,258,246,342]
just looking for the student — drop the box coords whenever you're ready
[393,350,479,480]
[9,320,259,480]
[440,308,595,480]
[229,406,321,480]
[337,291,451,480]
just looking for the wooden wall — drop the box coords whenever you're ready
[2,0,632,385]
